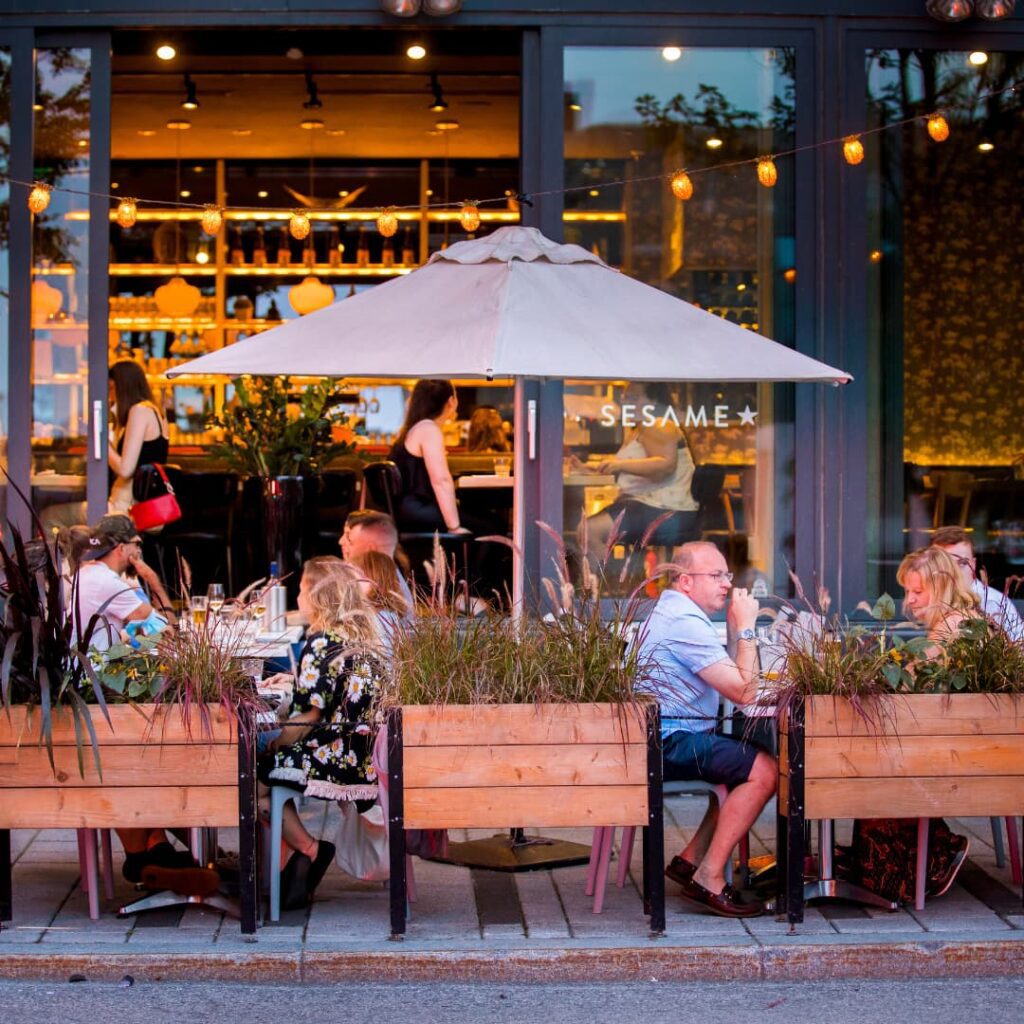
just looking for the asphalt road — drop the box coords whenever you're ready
[1,978,1023,1024]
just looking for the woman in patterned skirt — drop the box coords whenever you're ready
[257,557,386,910]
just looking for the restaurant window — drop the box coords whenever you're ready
[865,49,1024,605]
[0,46,10,523]
[563,46,796,598]
[31,47,91,529]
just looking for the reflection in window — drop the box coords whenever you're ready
[865,50,1024,601]
[564,47,796,597]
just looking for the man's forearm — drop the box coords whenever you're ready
[734,637,760,705]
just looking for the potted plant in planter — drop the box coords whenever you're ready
[0,518,263,932]
[207,375,355,594]
[375,536,666,937]
[769,592,1024,925]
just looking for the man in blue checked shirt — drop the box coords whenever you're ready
[634,541,776,918]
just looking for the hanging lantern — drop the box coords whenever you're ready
[289,275,335,316]
[201,204,224,235]
[927,114,950,142]
[842,135,865,166]
[976,0,1016,18]
[31,280,64,326]
[376,207,399,238]
[154,276,202,318]
[379,0,421,15]
[756,156,778,188]
[423,0,463,14]
[459,202,481,233]
[28,182,52,214]
[116,197,138,229]
[670,170,693,201]
[289,210,311,240]
[925,0,975,19]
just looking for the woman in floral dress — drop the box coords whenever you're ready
[257,556,386,909]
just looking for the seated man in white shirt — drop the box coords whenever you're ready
[931,526,1024,642]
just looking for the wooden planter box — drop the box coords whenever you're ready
[0,704,257,932]
[779,693,1024,923]
[386,701,664,936]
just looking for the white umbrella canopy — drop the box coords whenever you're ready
[167,226,851,384]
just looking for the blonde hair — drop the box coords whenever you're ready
[351,550,410,618]
[897,546,979,633]
[301,556,379,643]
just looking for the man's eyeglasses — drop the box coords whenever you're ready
[950,555,975,570]
[684,571,734,583]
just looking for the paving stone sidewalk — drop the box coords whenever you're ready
[2,797,1022,980]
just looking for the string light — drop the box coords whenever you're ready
[115,197,138,228]
[670,170,693,201]
[289,210,311,240]
[200,204,224,235]
[376,207,399,237]
[459,202,481,233]
[28,182,52,213]
[927,114,950,142]
[756,156,778,188]
[842,135,865,165]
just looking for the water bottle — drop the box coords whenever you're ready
[264,562,287,632]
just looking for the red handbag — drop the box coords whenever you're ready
[130,464,182,532]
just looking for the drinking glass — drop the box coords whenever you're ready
[494,455,512,478]
[251,589,268,629]
[207,583,225,619]
[190,595,208,628]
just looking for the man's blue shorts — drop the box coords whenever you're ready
[662,729,760,789]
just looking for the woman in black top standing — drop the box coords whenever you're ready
[389,379,507,599]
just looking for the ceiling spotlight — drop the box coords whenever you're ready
[285,47,304,60]
[156,43,177,61]
[435,117,460,131]
[300,118,324,130]
[407,44,427,60]
[166,119,191,130]
[232,128,253,137]
[428,72,448,112]
[978,139,996,151]
[180,73,199,111]
[976,0,1016,17]
[192,165,205,173]
[968,51,989,66]
[327,128,347,136]
[137,128,157,137]
[423,0,463,13]
[662,46,683,62]
[566,91,582,112]
[925,0,974,20]
[257,190,269,198]
[32,102,43,112]
[706,135,723,149]
[180,189,192,198]
[303,72,323,110]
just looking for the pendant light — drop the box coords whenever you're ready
[155,124,201,318]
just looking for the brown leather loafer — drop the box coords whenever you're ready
[678,877,764,918]
[664,856,698,888]
[140,865,222,898]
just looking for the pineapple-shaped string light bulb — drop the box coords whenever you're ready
[670,170,693,201]
[842,135,865,165]
[116,197,138,229]
[376,207,399,238]
[756,156,778,188]
[201,204,224,235]
[459,202,481,233]
[28,181,52,214]
[289,210,311,240]
[927,113,950,142]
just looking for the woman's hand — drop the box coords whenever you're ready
[596,458,619,475]
[449,525,472,535]
[260,673,295,693]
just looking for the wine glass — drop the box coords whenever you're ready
[207,583,225,620]
[251,588,268,630]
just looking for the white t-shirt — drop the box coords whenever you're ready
[975,580,1024,643]
[73,562,147,652]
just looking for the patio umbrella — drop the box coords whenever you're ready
[167,226,850,384]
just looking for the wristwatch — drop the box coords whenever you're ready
[736,628,757,642]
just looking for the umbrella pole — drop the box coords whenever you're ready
[512,376,526,619]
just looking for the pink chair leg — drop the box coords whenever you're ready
[76,830,89,893]
[915,817,929,911]
[83,829,101,920]
[100,830,115,900]
[591,826,615,914]
[405,854,417,904]
[616,826,637,888]
[1006,817,1022,887]
[585,827,604,897]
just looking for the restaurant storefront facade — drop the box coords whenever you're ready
[1,1,1022,613]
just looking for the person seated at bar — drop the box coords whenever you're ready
[466,405,510,454]
[339,510,414,621]
[633,541,775,918]
[843,546,973,904]
[59,514,191,883]
[572,382,699,562]
[930,526,1024,642]
[351,549,412,645]
[257,557,386,911]
[388,379,508,599]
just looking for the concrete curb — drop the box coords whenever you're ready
[1,939,1023,983]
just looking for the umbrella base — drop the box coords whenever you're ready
[428,832,592,872]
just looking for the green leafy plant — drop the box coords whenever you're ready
[207,375,354,478]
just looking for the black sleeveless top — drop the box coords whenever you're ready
[116,405,170,466]
[388,440,445,529]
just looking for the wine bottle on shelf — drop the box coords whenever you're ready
[229,227,245,267]
[381,234,395,268]
[303,233,316,268]
[356,224,370,268]
[400,226,415,266]
[328,225,342,268]
[276,225,292,267]
[253,226,267,268]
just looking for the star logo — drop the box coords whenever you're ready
[737,405,758,426]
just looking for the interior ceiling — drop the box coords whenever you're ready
[112,34,521,160]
